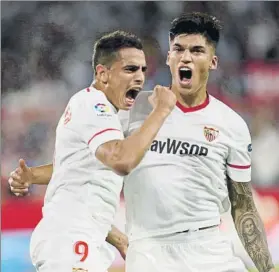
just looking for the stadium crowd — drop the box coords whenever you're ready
[2,1,279,208]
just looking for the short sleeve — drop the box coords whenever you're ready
[67,92,124,154]
[226,119,252,182]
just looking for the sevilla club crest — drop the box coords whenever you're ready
[204,126,219,142]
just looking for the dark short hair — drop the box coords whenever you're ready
[92,30,143,74]
[169,12,222,48]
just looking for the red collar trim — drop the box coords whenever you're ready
[176,94,210,113]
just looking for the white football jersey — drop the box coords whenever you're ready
[118,110,130,137]
[43,86,124,239]
[124,91,252,241]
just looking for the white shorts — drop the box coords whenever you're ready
[126,226,248,272]
[30,216,115,272]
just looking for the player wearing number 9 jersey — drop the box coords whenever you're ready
[28,30,176,272]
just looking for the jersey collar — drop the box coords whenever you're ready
[176,93,210,113]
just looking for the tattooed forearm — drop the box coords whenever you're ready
[228,180,274,272]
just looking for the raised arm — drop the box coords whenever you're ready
[96,107,171,175]
[228,179,275,272]
[95,85,176,176]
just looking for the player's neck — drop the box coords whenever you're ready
[91,81,119,111]
[172,85,208,108]
[92,81,105,93]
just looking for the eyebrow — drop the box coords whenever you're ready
[192,45,206,50]
[173,43,183,49]
[124,65,147,71]
[173,43,206,50]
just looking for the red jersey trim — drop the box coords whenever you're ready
[176,94,210,113]
[88,128,120,145]
[227,163,251,169]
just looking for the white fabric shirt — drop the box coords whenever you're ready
[43,87,124,239]
[118,110,130,137]
[124,91,252,241]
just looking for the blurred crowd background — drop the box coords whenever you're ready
[1,1,279,272]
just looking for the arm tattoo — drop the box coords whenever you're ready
[227,179,274,272]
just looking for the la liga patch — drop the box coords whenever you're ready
[94,103,110,113]
[94,103,112,117]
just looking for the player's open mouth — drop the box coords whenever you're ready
[125,88,141,106]
[179,67,192,84]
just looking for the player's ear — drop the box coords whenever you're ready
[166,51,170,66]
[96,64,109,84]
[209,55,218,71]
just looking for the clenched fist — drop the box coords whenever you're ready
[148,85,177,113]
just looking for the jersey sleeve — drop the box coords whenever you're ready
[67,93,124,154]
[226,119,252,182]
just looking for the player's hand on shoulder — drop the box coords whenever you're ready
[8,159,33,196]
[149,85,177,113]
